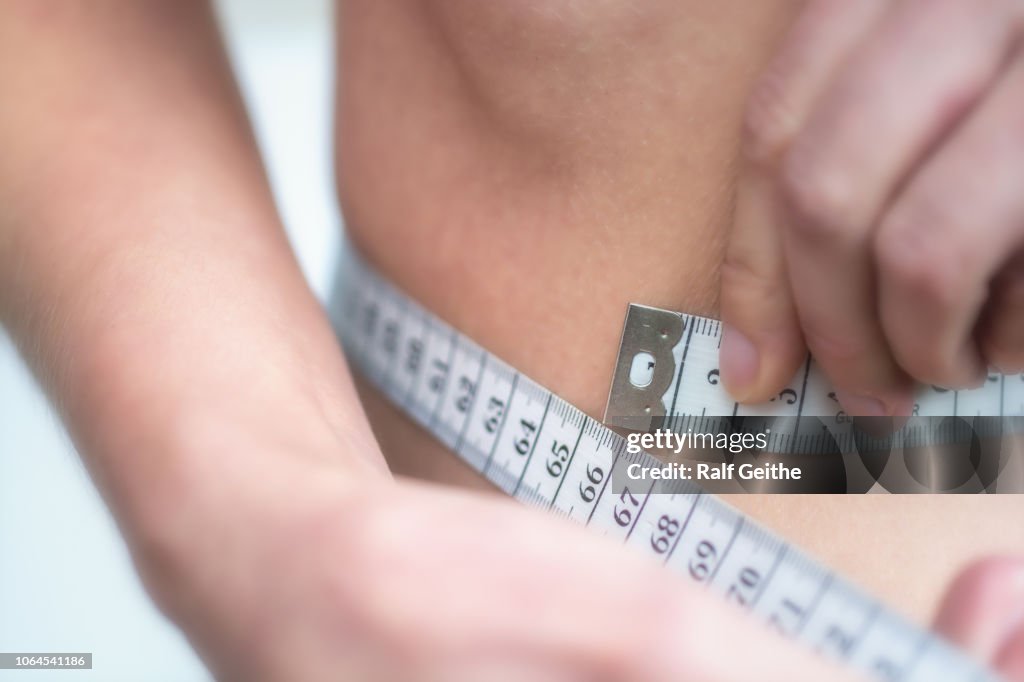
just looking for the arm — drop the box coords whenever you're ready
[0,3,1006,680]
[0,1,387,674]
[0,0,387,533]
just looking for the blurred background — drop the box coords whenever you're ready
[0,1,338,679]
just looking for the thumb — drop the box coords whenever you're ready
[720,165,806,403]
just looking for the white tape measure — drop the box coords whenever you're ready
[328,245,1002,682]
[604,303,1024,448]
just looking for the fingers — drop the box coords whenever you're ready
[876,55,1024,387]
[785,0,1016,235]
[773,0,1017,414]
[720,168,806,402]
[721,0,887,402]
[346,483,862,681]
[459,489,858,682]
[730,0,1024,411]
[933,556,1024,663]
[743,0,889,163]
[781,185,914,416]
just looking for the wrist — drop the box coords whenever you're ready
[126,407,383,625]
[60,327,388,608]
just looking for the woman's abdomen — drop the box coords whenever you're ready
[334,0,1024,623]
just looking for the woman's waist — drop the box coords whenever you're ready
[344,210,727,423]
[336,239,1024,626]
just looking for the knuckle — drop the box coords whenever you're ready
[780,154,861,242]
[875,209,965,312]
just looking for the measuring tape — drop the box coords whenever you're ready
[602,303,1024,493]
[328,244,1002,682]
[604,303,1024,451]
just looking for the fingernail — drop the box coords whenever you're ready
[721,325,759,400]
[834,390,888,417]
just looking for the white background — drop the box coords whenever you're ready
[0,1,338,679]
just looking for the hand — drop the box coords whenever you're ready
[141,451,866,682]
[139,439,1024,681]
[720,0,1024,416]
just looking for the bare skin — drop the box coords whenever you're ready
[0,1,1022,680]
[339,0,1024,623]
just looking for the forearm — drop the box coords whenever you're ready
[0,1,386,568]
